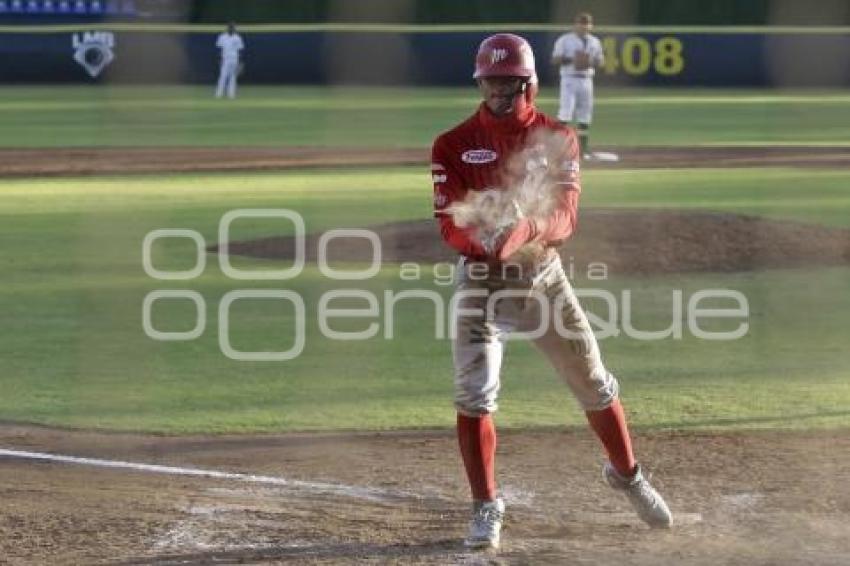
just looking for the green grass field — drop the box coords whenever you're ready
[1,86,849,147]
[1,86,849,433]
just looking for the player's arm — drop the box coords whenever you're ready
[534,179,579,243]
[551,54,575,66]
[495,130,581,260]
[215,34,224,62]
[532,129,581,243]
[550,37,573,66]
[496,191,578,261]
[591,38,605,68]
[432,140,487,258]
[236,36,246,68]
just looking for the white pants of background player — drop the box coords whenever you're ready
[216,58,239,99]
[557,75,594,124]
[452,251,619,416]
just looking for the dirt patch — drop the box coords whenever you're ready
[1,145,849,177]
[217,210,850,276]
[0,147,426,177]
[603,145,850,169]
[0,425,847,565]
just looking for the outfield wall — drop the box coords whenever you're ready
[1,25,849,86]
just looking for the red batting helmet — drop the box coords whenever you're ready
[473,33,537,81]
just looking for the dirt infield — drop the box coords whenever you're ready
[219,210,850,276]
[1,145,849,176]
[0,426,847,565]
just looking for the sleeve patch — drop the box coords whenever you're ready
[434,188,450,209]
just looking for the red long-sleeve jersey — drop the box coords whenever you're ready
[432,102,581,261]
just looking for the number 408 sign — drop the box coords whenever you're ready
[601,35,684,77]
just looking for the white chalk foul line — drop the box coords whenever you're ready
[0,447,415,503]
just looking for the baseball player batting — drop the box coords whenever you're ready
[215,22,245,99]
[431,33,672,550]
[551,12,605,160]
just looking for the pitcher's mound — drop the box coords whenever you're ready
[215,209,850,275]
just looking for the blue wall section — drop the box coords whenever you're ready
[1,29,849,86]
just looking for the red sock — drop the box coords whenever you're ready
[586,398,636,477]
[456,413,497,501]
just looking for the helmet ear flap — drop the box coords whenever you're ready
[510,74,538,115]
[524,74,539,104]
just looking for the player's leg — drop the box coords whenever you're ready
[528,255,622,427]
[452,282,508,504]
[215,61,227,98]
[557,76,578,124]
[530,255,672,527]
[574,79,594,157]
[227,60,238,99]
[452,265,522,548]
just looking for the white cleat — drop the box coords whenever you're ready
[604,463,673,528]
[464,497,505,550]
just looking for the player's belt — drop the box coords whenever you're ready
[569,73,590,78]
[462,246,557,264]
[461,247,558,277]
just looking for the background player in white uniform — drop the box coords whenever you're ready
[215,22,244,99]
[551,12,604,159]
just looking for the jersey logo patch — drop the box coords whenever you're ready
[461,149,498,164]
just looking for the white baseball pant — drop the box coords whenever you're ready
[452,251,619,416]
[557,76,594,124]
[216,59,239,99]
